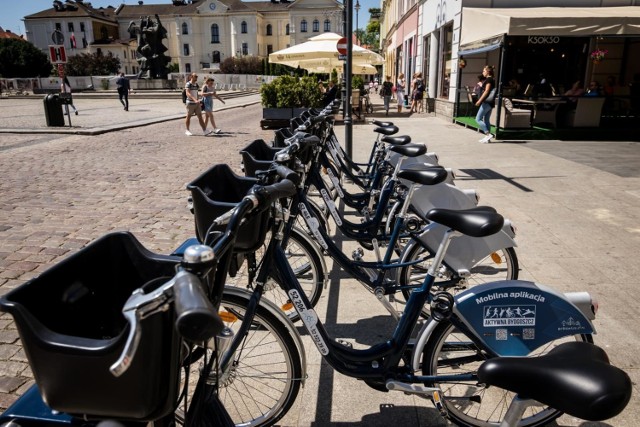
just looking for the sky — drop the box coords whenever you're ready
[0,0,379,37]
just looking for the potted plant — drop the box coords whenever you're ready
[590,49,608,64]
[260,75,323,120]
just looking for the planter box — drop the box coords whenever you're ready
[262,108,293,120]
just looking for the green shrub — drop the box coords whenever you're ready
[260,75,323,108]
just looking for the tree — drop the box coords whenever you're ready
[64,52,120,76]
[219,56,263,74]
[0,39,51,77]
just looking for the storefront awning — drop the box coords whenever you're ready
[460,6,640,49]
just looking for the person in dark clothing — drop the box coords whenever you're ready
[115,72,131,111]
[323,81,338,107]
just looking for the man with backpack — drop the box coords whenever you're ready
[183,73,213,136]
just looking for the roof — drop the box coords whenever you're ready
[0,28,25,40]
[24,1,118,24]
[461,6,640,48]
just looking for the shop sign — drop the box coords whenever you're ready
[527,36,560,44]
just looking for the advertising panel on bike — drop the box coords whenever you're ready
[455,280,594,356]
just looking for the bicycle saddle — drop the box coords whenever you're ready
[372,120,394,127]
[425,207,504,237]
[375,125,400,136]
[381,135,411,145]
[397,167,447,186]
[478,342,632,422]
[389,143,426,157]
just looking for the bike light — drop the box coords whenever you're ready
[490,252,503,264]
[282,302,294,311]
[219,311,238,322]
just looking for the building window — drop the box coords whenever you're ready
[68,23,74,32]
[182,22,188,35]
[210,24,220,43]
[324,19,331,32]
[100,26,108,39]
[183,44,190,56]
[212,50,221,63]
[286,23,290,35]
[124,50,127,59]
[80,22,85,32]
[186,63,191,73]
[55,23,61,31]
[313,19,319,32]
[267,44,273,55]
[439,23,453,98]
[241,21,247,34]
[125,66,128,74]
[266,24,272,36]
[242,42,248,55]
[300,20,307,33]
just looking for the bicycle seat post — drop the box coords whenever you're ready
[428,229,460,278]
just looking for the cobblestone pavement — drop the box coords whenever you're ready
[0,95,639,426]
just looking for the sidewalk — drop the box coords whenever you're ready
[0,95,638,426]
[0,91,261,135]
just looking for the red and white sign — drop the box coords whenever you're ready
[336,37,348,55]
[49,45,67,64]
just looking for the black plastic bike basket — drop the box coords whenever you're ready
[0,232,182,421]
[187,163,269,252]
[239,139,280,177]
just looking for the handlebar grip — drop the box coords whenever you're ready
[174,271,224,342]
[252,179,297,208]
[273,164,301,185]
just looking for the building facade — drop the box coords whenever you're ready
[381,0,640,120]
[23,0,343,75]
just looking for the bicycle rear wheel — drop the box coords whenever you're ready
[420,320,593,427]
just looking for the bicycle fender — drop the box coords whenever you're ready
[222,287,307,384]
[454,280,595,356]
[415,222,517,275]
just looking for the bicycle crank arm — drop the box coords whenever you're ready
[386,380,448,416]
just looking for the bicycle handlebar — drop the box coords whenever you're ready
[174,269,224,343]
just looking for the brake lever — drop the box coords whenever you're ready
[109,278,176,377]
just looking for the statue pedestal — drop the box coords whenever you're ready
[130,79,177,90]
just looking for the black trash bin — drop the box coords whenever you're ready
[43,94,65,127]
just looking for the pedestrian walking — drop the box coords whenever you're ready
[475,65,496,143]
[201,77,226,134]
[396,73,406,113]
[115,72,130,111]
[60,76,78,115]
[184,73,212,136]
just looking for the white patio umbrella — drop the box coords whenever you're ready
[268,32,383,72]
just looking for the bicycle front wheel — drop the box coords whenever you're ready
[185,292,304,427]
[420,320,593,427]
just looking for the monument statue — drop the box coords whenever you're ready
[128,14,170,79]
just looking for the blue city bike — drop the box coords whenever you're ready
[208,157,612,426]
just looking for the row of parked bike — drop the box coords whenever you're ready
[0,100,632,427]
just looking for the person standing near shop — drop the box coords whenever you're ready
[115,72,130,111]
[475,65,496,143]
[381,75,394,115]
[396,73,406,113]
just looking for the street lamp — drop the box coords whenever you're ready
[354,0,360,45]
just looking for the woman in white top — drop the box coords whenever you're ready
[60,76,78,115]
[396,73,406,113]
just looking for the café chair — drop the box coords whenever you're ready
[564,97,606,127]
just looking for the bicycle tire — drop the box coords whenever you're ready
[398,245,519,301]
[224,227,325,323]
[182,292,304,427]
[420,319,593,427]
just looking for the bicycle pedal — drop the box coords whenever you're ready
[336,339,353,348]
[386,380,440,396]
